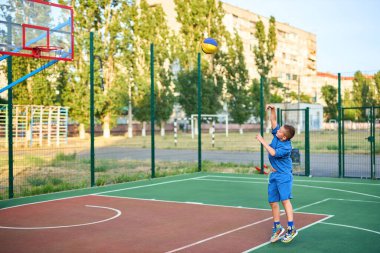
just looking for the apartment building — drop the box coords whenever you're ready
[146,0,322,98]
[222,3,317,87]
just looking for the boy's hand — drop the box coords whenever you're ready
[266,104,277,129]
[256,134,275,156]
[256,134,265,143]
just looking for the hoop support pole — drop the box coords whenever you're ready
[0,58,59,93]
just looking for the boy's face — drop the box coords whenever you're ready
[276,126,288,141]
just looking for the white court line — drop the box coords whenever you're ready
[0,205,121,230]
[165,199,333,253]
[242,215,333,253]
[294,184,380,199]
[165,216,274,253]
[93,176,207,195]
[193,178,380,199]
[94,194,272,211]
[329,198,380,204]
[0,176,206,210]
[320,222,380,235]
[203,175,380,186]
[294,198,331,211]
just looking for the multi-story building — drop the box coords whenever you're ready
[146,0,321,98]
[221,3,317,88]
[145,0,366,106]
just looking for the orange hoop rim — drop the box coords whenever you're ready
[32,46,64,52]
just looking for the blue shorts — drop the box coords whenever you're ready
[268,172,293,203]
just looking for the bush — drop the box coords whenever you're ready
[327,144,338,150]
[51,152,77,166]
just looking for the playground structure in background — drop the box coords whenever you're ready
[0,104,68,148]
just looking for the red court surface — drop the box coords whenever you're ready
[0,195,328,253]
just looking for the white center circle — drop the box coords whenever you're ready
[0,205,122,230]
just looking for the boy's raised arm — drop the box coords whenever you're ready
[266,104,277,129]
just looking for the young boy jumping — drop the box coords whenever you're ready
[256,104,297,243]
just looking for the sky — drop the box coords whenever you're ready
[222,0,380,75]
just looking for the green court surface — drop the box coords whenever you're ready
[0,172,379,252]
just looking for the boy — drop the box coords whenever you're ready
[256,104,297,243]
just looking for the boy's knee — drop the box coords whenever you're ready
[269,202,279,208]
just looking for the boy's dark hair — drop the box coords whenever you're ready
[283,125,295,140]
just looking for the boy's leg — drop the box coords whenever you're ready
[269,202,285,242]
[277,173,298,243]
[270,202,281,222]
[281,199,298,243]
[282,199,293,222]
[268,173,285,242]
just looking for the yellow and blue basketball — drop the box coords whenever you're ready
[201,38,218,54]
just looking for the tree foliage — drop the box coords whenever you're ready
[174,0,226,117]
[253,16,277,106]
[175,67,222,116]
[220,31,251,125]
[352,71,376,120]
[372,71,380,105]
[321,84,337,121]
[253,16,277,78]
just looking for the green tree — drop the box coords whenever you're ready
[289,91,313,103]
[250,78,284,118]
[156,69,175,136]
[175,68,222,117]
[58,0,103,138]
[269,78,285,103]
[95,0,128,138]
[131,0,175,136]
[342,89,359,121]
[220,31,250,133]
[174,0,226,70]
[132,76,151,136]
[174,0,226,120]
[321,85,338,121]
[374,71,380,105]
[352,71,375,120]
[250,78,261,118]
[253,16,277,115]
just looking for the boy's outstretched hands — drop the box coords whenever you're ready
[256,133,275,156]
[256,134,265,144]
[266,104,275,110]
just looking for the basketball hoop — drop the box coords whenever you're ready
[32,46,64,58]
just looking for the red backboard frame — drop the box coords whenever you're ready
[0,0,74,61]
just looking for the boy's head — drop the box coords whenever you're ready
[276,125,295,141]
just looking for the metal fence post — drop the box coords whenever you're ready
[305,107,310,176]
[90,32,95,187]
[370,106,375,179]
[338,73,342,178]
[197,52,202,172]
[6,15,14,198]
[260,76,264,174]
[7,55,14,199]
[150,43,155,178]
